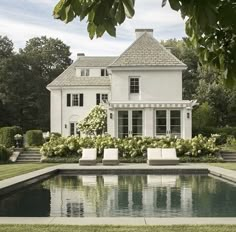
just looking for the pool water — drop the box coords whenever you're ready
[0,174,236,217]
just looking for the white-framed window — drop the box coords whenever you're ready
[96,93,108,105]
[72,94,78,106]
[81,69,89,76]
[129,77,139,94]
[67,94,84,107]
[70,122,80,136]
[101,69,108,76]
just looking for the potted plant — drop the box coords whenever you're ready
[14,134,23,148]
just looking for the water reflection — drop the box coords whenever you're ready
[0,174,236,217]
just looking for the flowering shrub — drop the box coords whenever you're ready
[77,105,107,136]
[40,134,219,159]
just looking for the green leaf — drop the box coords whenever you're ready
[115,1,126,24]
[65,5,74,23]
[104,20,116,37]
[122,0,135,18]
[96,25,106,37]
[53,0,66,19]
[88,22,96,39]
[94,3,106,25]
[169,0,181,11]
[71,0,82,16]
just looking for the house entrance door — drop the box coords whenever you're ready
[156,110,181,137]
[118,110,143,138]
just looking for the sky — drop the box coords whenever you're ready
[0,0,186,60]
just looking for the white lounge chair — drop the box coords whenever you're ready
[79,148,97,165]
[102,148,119,165]
[147,148,162,165]
[147,148,179,165]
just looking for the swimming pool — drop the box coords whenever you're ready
[0,174,236,217]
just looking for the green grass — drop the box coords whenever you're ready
[211,163,236,171]
[0,163,56,181]
[0,225,236,232]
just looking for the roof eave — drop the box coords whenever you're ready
[108,65,187,71]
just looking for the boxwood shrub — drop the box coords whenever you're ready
[0,145,11,162]
[26,130,43,146]
[0,126,23,148]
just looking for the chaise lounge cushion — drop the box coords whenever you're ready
[147,148,179,165]
[79,148,97,165]
[102,148,119,165]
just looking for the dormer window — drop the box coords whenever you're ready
[101,69,108,76]
[81,69,89,76]
[130,77,140,94]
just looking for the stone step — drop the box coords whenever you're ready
[16,160,40,163]
[22,151,40,154]
[17,155,41,159]
[222,155,236,159]
[19,154,41,157]
[223,160,236,162]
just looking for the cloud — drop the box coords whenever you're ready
[0,0,186,60]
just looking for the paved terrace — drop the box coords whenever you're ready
[0,163,236,225]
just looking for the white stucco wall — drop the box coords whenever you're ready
[111,69,182,102]
[50,89,62,134]
[50,86,110,136]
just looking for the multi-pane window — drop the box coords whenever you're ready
[67,94,84,107]
[70,123,80,136]
[81,69,89,76]
[96,93,108,105]
[72,94,78,106]
[130,77,139,94]
[101,69,108,76]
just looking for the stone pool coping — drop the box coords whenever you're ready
[1,217,236,225]
[0,163,236,225]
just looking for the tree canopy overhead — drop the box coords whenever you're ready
[53,0,236,85]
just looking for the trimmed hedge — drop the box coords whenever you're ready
[193,127,236,145]
[0,126,23,148]
[26,130,43,146]
[0,145,11,162]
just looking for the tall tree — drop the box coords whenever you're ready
[53,0,236,85]
[0,36,14,127]
[19,36,72,131]
[0,36,72,131]
[0,35,14,59]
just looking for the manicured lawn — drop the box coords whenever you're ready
[0,163,56,181]
[0,225,236,232]
[211,163,236,171]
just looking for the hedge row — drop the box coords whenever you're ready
[40,134,219,158]
[0,126,23,148]
[0,126,44,147]
[25,130,43,146]
[193,127,236,144]
[0,145,11,162]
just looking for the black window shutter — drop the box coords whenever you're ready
[79,94,84,106]
[96,93,100,105]
[67,94,71,106]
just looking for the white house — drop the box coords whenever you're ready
[47,29,196,139]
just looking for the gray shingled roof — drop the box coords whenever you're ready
[47,56,117,87]
[109,32,186,68]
